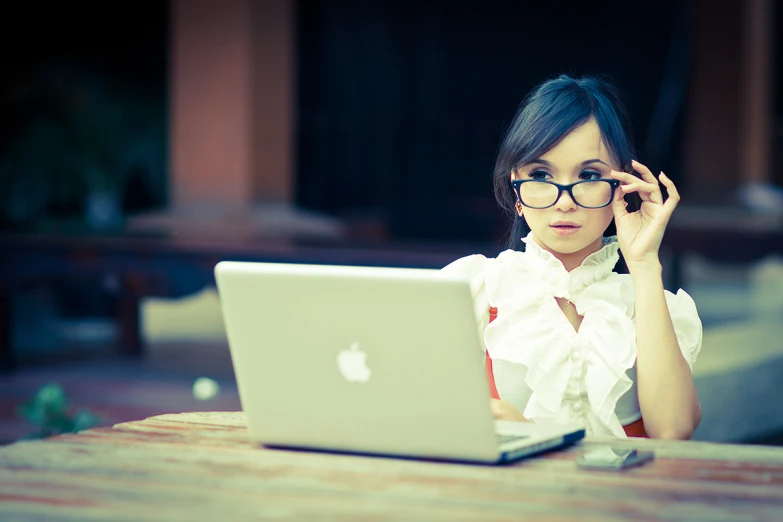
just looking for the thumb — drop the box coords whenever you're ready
[611,185,629,220]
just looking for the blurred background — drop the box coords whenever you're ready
[1,0,781,445]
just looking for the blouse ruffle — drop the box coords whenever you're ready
[441,234,702,437]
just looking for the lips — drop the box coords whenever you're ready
[550,222,581,236]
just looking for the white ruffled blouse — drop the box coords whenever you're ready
[442,233,702,438]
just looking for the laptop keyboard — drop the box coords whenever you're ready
[497,433,529,444]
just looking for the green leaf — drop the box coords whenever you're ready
[34,382,68,415]
[15,382,100,440]
[71,409,101,432]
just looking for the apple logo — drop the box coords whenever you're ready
[337,342,371,383]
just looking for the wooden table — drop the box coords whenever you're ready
[1,412,782,521]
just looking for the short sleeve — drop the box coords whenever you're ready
[664,289,703,371]
[441,255,490,351]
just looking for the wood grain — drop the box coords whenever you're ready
[1,411,782,521]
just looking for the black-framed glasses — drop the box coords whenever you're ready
[511,179,620,209]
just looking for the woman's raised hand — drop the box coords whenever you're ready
[610,159,680,269]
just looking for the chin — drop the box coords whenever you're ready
[535,230,602,256]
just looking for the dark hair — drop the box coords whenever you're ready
[493,74,642,261]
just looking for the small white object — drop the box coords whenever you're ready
[193,377,220,401]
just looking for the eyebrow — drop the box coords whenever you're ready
[529,158,610,167]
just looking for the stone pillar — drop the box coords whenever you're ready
[169,0,256,208]
[682,0,776,207]
[131,0,341,238]
[681,0,743,202]
[248,0,295,204]
[739,0,774,186]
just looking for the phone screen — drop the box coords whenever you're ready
[576,446,655,470]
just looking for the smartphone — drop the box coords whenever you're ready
[576,446,655,471]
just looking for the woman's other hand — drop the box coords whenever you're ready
[490,398,528,422]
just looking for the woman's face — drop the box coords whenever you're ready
[511,118,618,268]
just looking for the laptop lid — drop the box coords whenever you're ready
[214,261,580,463]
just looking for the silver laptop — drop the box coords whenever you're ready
[214,261,585,464]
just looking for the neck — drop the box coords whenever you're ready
[532,236,605,272]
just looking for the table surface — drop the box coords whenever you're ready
[1,412,782,521]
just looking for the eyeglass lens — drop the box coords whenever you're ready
[519,181,613,208]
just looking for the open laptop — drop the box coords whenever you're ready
[214,261,585,464]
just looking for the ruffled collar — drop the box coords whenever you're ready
[519,233,620,301]
[482,232,635,437]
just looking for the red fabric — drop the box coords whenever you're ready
[623,418,649,438]
[484,306,648,437]
[486,307,500,399]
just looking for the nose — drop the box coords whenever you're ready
[554,188,578,211]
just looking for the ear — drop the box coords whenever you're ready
[510,170,524,217]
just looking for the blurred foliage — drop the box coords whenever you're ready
[0,64,166,229]
[15,382,101,440]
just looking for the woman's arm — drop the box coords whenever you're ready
[629,261,701,439]
[611,160,701,440]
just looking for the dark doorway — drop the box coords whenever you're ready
[295,0,687,244]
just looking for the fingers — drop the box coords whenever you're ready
[616,167,681,218]
[621,182,659,197]
[490,398,528,422]
[612,161,664,205]
[609,170,638,184]
[490,399,502,420]
[611,182,629,219]
[611,170,662,205]
[659,172,680,212]
[631,159,658,185]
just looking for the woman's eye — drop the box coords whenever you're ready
[529,170,550,180]
[579,170,602,180]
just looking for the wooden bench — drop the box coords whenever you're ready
[1,411,782,520]
[2,213,780,373]
[0,230,493,372]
